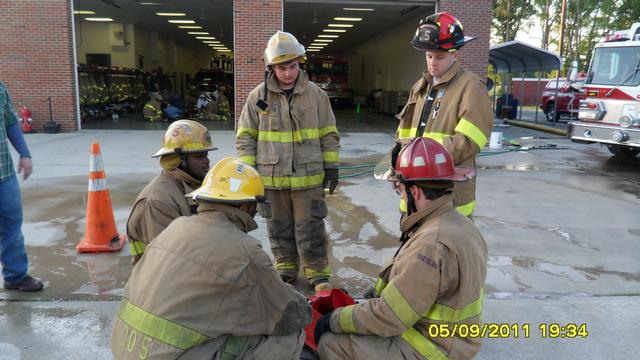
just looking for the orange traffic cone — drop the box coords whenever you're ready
[76,142,126,253]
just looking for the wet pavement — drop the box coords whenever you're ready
[1,116,639,359]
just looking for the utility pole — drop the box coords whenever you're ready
[559,0,568,72]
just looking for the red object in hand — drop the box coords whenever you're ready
[304,288,356,351]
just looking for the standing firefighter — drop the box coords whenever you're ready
[236,31,340,292]
[112,157,311,359]
[126,119,215,265]
[393,12,493,217]
[315,138,488,360]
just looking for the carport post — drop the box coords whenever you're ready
[518,72,525,121]
[492,69,498,115]
[552,65,561,125]
[534,72,541,123]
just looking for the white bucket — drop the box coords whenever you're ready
[489,132,503,149]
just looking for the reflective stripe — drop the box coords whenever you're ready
[424,288,483,322]
[238,155,256,166]
[381,281,421,328]
[117,298,210,351]
[374,277,387,297]
[397,127,417,139]
[423,132,447,144]
[144,104,157,111]
[401,328,449,360]
[128,239,146,256]
[261,173,324,189]
[275,261,298,271]
[338,305,357,333]
[455,200,476,217]
[220,335,249,360]
[88,178,107,192]
[455,118,488,149]
[303,265,332,281]
[257,126,338,143]
[236,127,258,139]
[322,151,340,162]
[90,155,104,172]
[399,198,407,213]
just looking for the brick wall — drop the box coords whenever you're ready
[439,0,492,78]
[0,0,77,132]
[233,0,283,127]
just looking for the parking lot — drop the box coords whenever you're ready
[1,120,639,359]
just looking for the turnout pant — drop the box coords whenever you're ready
[259,187,331,284]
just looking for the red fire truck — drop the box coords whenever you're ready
[568,23,640,158]
[306,56,351,104]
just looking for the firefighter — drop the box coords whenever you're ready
[143,93,162,122]
[392,12,494,217]
[315,137,488,360]
[236,31,340,292]
[126,119,215,265]
[112,157,311,360]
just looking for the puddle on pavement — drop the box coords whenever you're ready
[477,164,542,171]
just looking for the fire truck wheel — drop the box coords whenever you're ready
[606,145,640,159]
[545,103,559,122]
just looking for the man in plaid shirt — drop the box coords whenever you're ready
[0,81,44,292]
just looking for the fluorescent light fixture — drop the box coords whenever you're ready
[178,25,201,29]
[308,47,323,50]
[334,17,362,21]
[308,49,321,52]
[168,19,195,24]
[203,40,221,44]
[156,12,186,16]
[310,43,326,47]
[196,36,216,40]
[318,35,339,38]
[323,29,346,33]
[74,10,95,15]
[209,44,225,47]
[139,2,162,5]
[343,8,374,11]
[217,50,232,52]
[315,39,333,43]
[328,23,353,28]
[188,32,209,35]
[85,17,114,22]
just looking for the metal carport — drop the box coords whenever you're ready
[489,40,562,123]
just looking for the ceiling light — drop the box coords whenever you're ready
[334,17,362,21]
[318,35,339,38]
[188,32,209,35]
[74,10,95,15]
[203,40,221,44]
[156,12,186,16]
[196,36,216,40]
[328,23,353,28]
[308,49,320,52]
[209,44,225,47]
[308,47,322,50]
[168,20,195,24]
[217,50,232,52]
[139,2,162,5]
[323,29,346,33]
[315,39,333,43]
[343,8,374,11]
[310,43,326,47]
[85,17,114,22]
[178,25,202,29]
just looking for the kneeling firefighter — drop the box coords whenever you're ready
[315,138,488,360]
[112,157,311,359]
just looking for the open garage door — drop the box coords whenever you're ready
[284,1,435,130]
[73,0,234,130]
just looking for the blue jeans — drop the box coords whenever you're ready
[0,173,29,284]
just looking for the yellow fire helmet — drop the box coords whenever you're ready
[186,157,266,203]
[264,31,306,66]
[152,119,217,158]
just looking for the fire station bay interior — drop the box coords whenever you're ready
[75,0,435,131]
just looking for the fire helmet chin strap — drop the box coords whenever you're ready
[394,181,417,258]
[256,67,270,112]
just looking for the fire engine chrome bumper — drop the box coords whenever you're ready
[568,122,640,148]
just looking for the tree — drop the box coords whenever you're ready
[492,0,537,42]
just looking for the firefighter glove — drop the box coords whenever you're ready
[314,311,333,345]
[322,168,339,194]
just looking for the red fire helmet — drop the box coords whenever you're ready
[394,137,475,182]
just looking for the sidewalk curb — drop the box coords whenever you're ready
[503,119,568,136]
